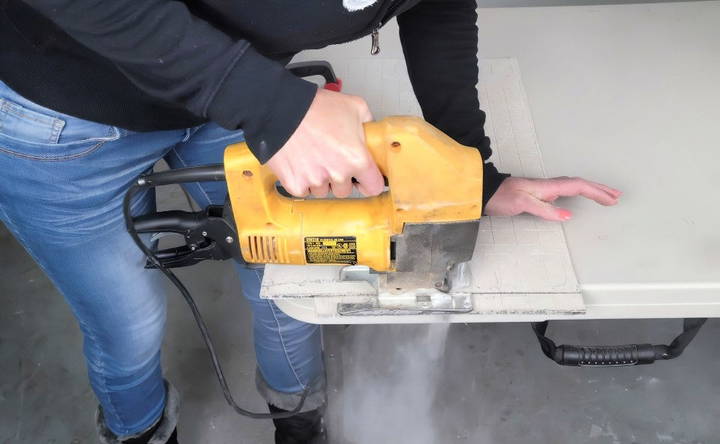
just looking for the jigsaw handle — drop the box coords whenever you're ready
[231,121,390,195]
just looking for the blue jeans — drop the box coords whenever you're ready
[0,81,324,437]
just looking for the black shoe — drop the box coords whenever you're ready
[124,425,178,444]
[98,416,179,444]
[269,404,327,444]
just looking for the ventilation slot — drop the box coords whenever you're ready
[246,235,286,263]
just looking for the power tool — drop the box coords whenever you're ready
[128,116,484,293]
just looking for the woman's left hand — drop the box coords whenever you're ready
[484,176,622,222]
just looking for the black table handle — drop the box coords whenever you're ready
[532,318,707,367]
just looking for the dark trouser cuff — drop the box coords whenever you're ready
[255,368,326,413]
[96,380,180,443]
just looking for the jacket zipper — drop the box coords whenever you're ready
[370,27,380,55]
[370,0,404,55]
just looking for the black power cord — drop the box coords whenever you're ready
[123,165,309,419]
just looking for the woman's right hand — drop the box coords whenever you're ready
[266,88,384,199]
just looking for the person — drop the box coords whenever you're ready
[0,0,621,442]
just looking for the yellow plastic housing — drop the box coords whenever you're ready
[224,116,483,272]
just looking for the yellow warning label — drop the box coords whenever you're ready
[304,236,357,264]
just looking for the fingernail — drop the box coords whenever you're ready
[559,209,572,220]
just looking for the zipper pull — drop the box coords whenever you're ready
[370,28,380,56]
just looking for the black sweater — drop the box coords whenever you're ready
[0,0,508,204]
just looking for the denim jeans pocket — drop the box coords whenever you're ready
[0,97,121,161]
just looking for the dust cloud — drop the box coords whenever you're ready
[329,323,451,444]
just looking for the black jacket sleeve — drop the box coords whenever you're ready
[22,0,317,163]
[397,0,509,207]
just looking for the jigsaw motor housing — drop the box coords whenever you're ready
[224,116,484,272]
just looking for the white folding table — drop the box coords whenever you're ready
[262,3,720,325]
